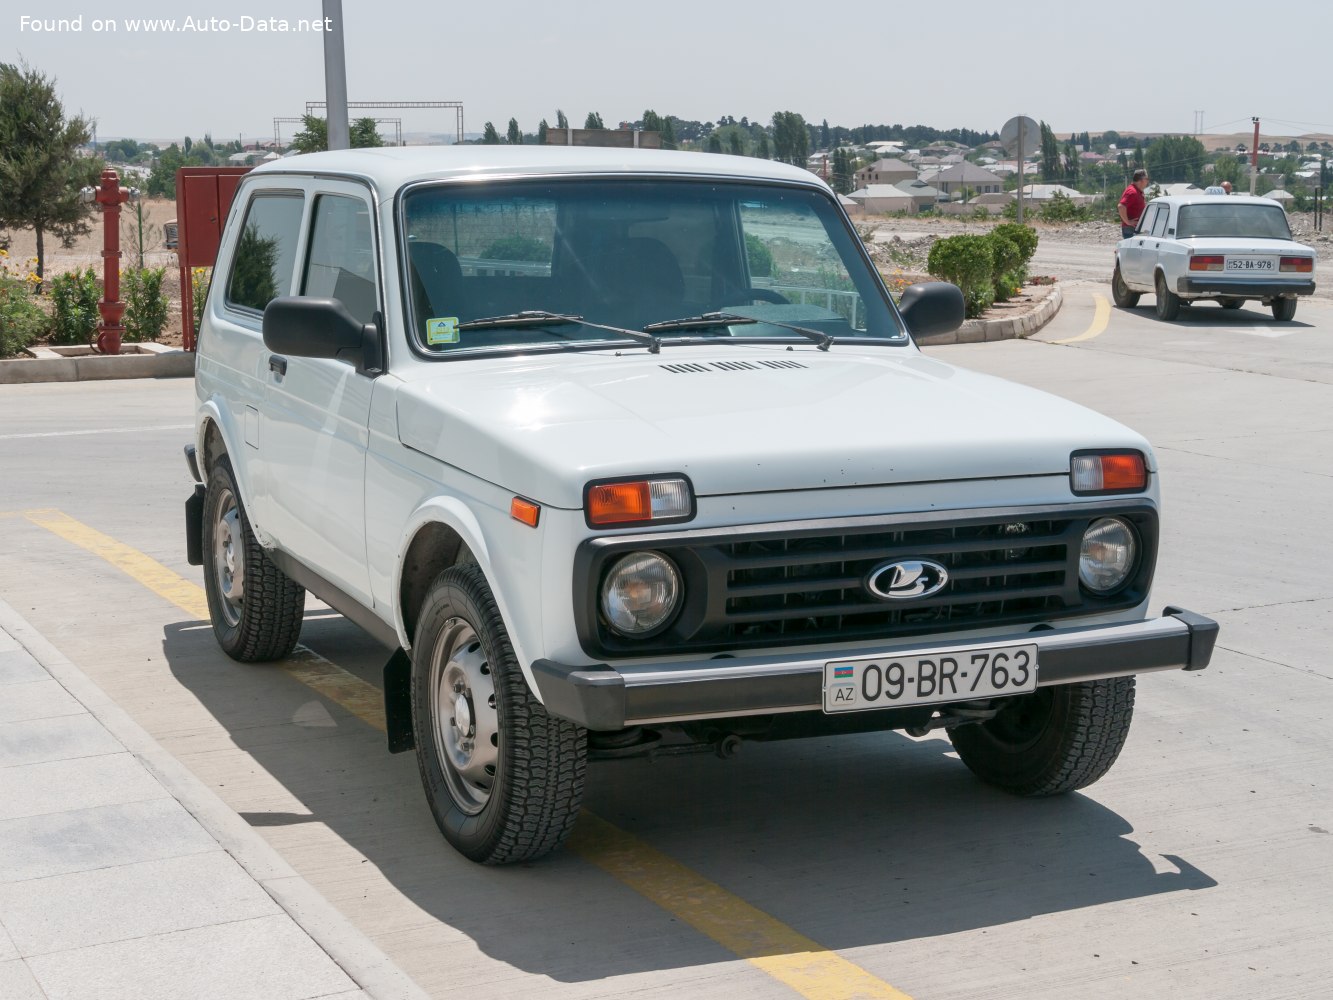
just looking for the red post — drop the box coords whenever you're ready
[93,168,131,355]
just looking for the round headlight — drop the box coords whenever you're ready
[1079,517,1138,594]
[600,552,681,636]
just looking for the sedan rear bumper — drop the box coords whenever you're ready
[1176,277,1315,297]
[531,607,1219,731]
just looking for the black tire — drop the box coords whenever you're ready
[1111,263,1140,308]
[1154,271,1180,321]
[201,457,304,662]
[1272,297,1298,321]
[948,677,1136,796]
[410,563,587,864]
[1219,298,1244,310]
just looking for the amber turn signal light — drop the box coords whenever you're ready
[585,476,694,528]
[510,497,541,527]
[1070,451,1147,495]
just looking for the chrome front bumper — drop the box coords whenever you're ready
[532,608,1218,731]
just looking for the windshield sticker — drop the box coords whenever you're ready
[426,317,459,345]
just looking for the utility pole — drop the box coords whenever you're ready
[1249,117,1260,196]
[1016,118,1025,225]
[322,0,350,150]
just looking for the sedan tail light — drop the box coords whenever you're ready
[1189,255,1224,272]
[1280,256,1314,273]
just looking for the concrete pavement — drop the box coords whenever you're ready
[0,599,427,1000]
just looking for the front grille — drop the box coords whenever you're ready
[720,519,1073,643]
[574,504,1158,658]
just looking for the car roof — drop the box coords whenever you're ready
[248,145,830,194]
[1150,194,1285,208]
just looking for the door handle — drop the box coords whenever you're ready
[268,355,287,376]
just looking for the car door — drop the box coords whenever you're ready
[260,181,380,607]
[1121,203,1159,287]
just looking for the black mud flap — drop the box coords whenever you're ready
[185,483,206,566]
[383,648,415,753]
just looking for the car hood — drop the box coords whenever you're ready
[394,346,1153,507]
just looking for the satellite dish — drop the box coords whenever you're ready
[1000,116,1040,155]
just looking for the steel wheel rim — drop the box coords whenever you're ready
[213,487,245,628]
[430,617,499,815]
[984,688,1054,752]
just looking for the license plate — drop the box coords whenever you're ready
[1225,256,1274,271]
[824,643,1038,714]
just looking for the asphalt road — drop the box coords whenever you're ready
[1,284,1331,999]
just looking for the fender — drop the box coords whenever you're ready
[194,397,272,541]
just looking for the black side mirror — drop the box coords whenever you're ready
[897,281,965,339]
[262,297,382,375]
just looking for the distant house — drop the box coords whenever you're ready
[837,192,862,215]
[866,140,905,154]
[933,162,1005,197]
[846,184,917,214]
[854,158,917,188]
[1153,182,1203,198]
[1264,188,1295,203]
[894,179,940,211]
[1020,184,1095,206]
[227,151,257,165]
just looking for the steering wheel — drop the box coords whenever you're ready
[740,287,790,305]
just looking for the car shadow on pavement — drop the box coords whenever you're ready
[162,615,1216,985]
[1134,301,1315,328]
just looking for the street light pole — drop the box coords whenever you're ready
[323,0,350,150]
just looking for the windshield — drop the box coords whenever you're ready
[399,178,904,354]
[1176,202,1293,240]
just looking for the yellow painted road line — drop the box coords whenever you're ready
[20,508,387,732]
[20,508,914,1000]
[1051,292,1111,344]
[570,812,913,1000]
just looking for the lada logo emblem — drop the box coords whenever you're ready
[865,559,949,601]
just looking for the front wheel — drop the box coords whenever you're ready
[1272,297,1298,322]
[1154,272,1181,321]
[410,564,587,864]
[1111,263,1140,308]
[948,677,1135,796]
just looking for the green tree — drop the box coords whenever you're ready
[820,118,831,149]
[641,109,663,133]
[507,118,521,145]
[1145,135,1206,183]
[291,114,328,153]
[350,118,383,148]
[1064,141,1079,184]
[584,111,605,130]
[184,135,193,155]
[771,111,809,166]
[706,133,722,153]
[556,109,568,129]
[0,62,99,280]
[537,119,549,144]
[755,132,770,160]
[727,130,745,156]
[481,121,501,144]
[1038,121,1061,181]
[661,117,676,149]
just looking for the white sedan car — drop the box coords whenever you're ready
[1112,195,1316,321]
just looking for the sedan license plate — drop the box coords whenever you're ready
[824,643,1038,714]
[1225,256,1275,271]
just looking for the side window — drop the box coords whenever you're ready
[301,194,378,325]
[225,193,304,313]
[1151,205,1171,237]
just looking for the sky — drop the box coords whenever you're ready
[8,0,1333,144]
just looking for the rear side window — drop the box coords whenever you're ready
[301,194,378,325]
[1151,206,1170,237]
[225,193,304,313]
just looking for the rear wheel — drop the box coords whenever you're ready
[949,677,1135,796]
[1154,271,1181,321]
[1272,297,1298,321]
[1219,298,1244,310]
[1111,263,1140,308]
[410,564,587,864]
[201,457,305,662]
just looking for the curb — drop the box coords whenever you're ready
[0,597,431,1000]
[916,283,1064,346]
[0,343,194,384]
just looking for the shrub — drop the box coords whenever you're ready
[480,235,548,262]
[988,233,1023,302]
[123,266,169,342]
[744,233,774,277]
[927,234,994,318]
[49,268,101,345]
[1038,191,1092,223]
[192,267,211,334]
[0,273,50,357]
[993,222,1039,264]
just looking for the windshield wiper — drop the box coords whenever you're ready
[457,311,661,353]
[644,311,833,351]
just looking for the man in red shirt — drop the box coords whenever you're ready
[1118,168,1149,239]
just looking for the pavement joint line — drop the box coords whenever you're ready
[1050,292,1111,344]
[0,423,194,442]
[18,507,918,1000]
[0,595,431,1000]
